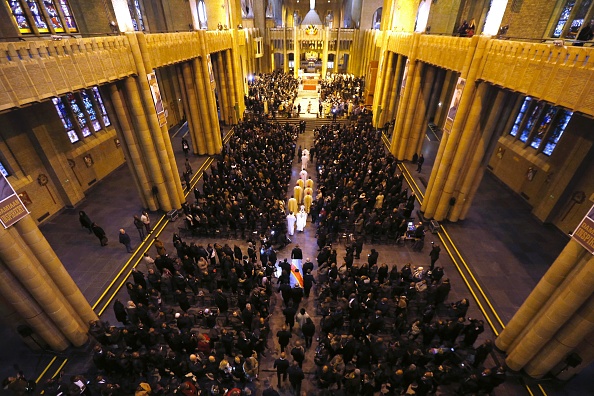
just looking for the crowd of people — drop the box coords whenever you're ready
[319,74,366,120]
[244,71,299,118]
[29,72,507,396]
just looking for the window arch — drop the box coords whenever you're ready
[197,0,207,29]
[372,8,382,30]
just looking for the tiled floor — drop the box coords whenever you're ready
[0,113,591,395]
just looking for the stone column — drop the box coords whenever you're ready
[0,226,87,347]
[181,62,207,155]
[557,330,594,380]
[14,216,97,325]
[398,61,424,160]
[496,239,588,351]
[108,83,156,210]
[374,51,394,127]
[385,54,403,126]
[123,77,172,210]
[504,251,594,372]
[214,52,230,126]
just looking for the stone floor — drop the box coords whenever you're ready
[0,112,592,395]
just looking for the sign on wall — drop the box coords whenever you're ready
[444,77,466,135]
[147,71,167,127]
[0,173,29,228]
[572,204,594,255]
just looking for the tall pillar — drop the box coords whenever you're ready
[0,260,69,351]
[0,226,88,347]
[128,32,182,209]
[557,330,594,380]
[215,52,231,126]
[385,54,403,125]
[434,70,456,127]
[199,32,222,153]
[228,48,244,124]
[452,89,508,221]
[373,51,393,127]
[193,57,216,155]
[425,68,446,125]
[505,253,594,372]
[14,216,97,325]
[421,35,487,220]
[124,77,172,210]
[407,65,437,159]
[108,82,156,210]
[432,82,490,220]
[496,239,589,351]
[181,62,207,154]
[525,290,594,377]
[322,28,329,78]
[398,61,424,160]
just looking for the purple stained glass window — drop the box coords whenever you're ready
[43,0,63,31]
[0,161,9,177]
[26,0,49,32]
[92,87,111,127]
[58,0,76,31]
[7,0,32,33]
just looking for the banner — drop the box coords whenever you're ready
[147,71,166,127]
[400,59,410,96]
[572,204,594,255]
[0,173,29,228]
[444,77,465,135]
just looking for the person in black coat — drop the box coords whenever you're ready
[291,245,303,260]
[429,243,441,270]
[79,211,93,233]
[283,302,297,331]
[273,352,290,386]
[367,249,379,266]
[287,361,304,395]
[303,270,316,297]
[92,223,108,246]
[301,317,315,349]
[276,325,292,353]
[113,299,128,325]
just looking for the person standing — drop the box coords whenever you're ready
[296,206,307,232]
[288,195,298,215]
[140,211,151,235]
[303,270,315,297]
[133,215,145,240]
[79,211,93,233]
[119,229,133,253]
[273,352,290,387]
[287,212,296,236]
[287,360,304,395]
[302,318,315,349]
[429,243,441,270]
[182,137,190,157]
[276,325,292,353]
[417,154,424,172]
[92,223,108,246]
[291,245,303,260]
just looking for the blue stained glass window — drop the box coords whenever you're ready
[52,97,79,143]
[7,0,32,33]
[510,97,531,137]
[58,0,76,31]
[553,0,576,38]
[0,161,9,177]
[81,90,100,132]
[26,0,49,32]
[134,0,145,31]
[520,102,544,143]
[543,110,572,156]
[92,87,111,127]
[530,106,557,149]
[67,93,89,137]
[42,0,63,31]
[128,1,139,31]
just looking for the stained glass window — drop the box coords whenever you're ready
[530,106,557,149]
[58,0,76,31]
[67,93,90,137]
[543,110,572,156]
[519,102,544,142]
[42,0,63,32]
[553,0,576,37]
[0,161,9,177]
[127,0,145,31]
[81,90,101,132]
[92,87,111,127]
[52,97,79,143]
[7,0,32,33]
[510,97,531,137]
[197,0,207,29]
[26,0,49,32]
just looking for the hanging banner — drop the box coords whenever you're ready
[400,59,410,96]
[572,204,594,255]
[0,173,29,228]
[207,55,216,90]
[147,71,166,127]
[444,77,466,135]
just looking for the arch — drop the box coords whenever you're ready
[372,7,382,30]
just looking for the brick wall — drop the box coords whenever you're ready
[427,0,463,34]
[501,0,558,39]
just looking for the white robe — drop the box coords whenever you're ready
[301,155,309,169]
[286,213,296,236]
[300,169,308,183]
[296,209,307,232]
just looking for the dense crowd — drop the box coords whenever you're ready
[319,74,365,119]
[28,72,506,396]
[244,71,299,117]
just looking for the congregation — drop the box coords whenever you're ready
[244,71,300,118]
[32,72,506,396]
